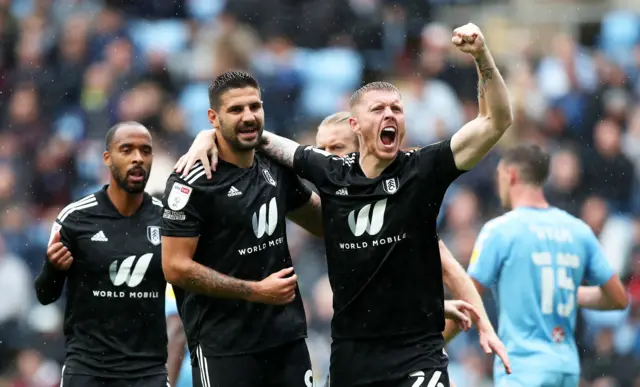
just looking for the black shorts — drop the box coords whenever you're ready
[329,333,448,387]
[192,339,312,387]
[61,372,169,387]
[327,368,449,387]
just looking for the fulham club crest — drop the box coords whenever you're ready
[382,178,399,195]
[262,169,277,187]
[168,182,192,211]
[147,226,161,246]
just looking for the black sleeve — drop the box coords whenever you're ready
[292,145,346,187]
[34,219,71,305]
[281,167,313,212]
[161,174,206,238]
[410,138,465,189]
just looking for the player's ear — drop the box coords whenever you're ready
[349,116,360,134]
[207,108,219,128]
[508,166,519,185]
[103,150,111,167]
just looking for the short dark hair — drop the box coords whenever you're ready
[349,81,401,108]
[500,144,551,186]
[208,71,260,109]
[105,121,145,151]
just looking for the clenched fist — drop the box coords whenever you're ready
[47,231,73,271]
[452,23,487,58]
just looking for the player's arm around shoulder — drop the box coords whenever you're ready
[448,23,513,171]
[262,131,347,187]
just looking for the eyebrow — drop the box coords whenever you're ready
[370,100,401,107]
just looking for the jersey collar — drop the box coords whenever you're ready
[98,185,152,218]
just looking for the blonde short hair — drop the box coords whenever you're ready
[319,111,351,128]
[349,82,400,108]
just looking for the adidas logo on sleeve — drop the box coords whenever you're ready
[227,186,242,197]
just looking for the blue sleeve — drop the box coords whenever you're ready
[467,222,506,287]
[165,285,179,317]
[165,296,178,317]
[583,229,615,286]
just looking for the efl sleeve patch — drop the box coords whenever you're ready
[167,182,193,211]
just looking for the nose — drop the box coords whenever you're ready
[131,149,144,164]
[241,106,256,123]
[382,106,395,120]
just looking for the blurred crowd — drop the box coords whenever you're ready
[1,0,640,386]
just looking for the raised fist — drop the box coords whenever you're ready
[452,23,487,57]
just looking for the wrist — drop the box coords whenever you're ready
[477,319,495,334]
[472,47,492,63]
[244,281,260,302]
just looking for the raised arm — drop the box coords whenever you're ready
[449,23,513,171]
[259,131,301,168]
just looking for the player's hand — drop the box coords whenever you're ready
[174,129,218,179]
[444,300,480,332]
[47,232,73,271]
[478,328,512,374]
[250,267,298,305]
[451,23,487,58]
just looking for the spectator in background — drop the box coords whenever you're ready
[583,328,639,386]
[583,119,635,212]
[546,147,584,216]
[0,233,33,372]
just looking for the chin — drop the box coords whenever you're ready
[122,181,147,194]
[126,186,146,194]
[375,149,397,161]
[234,139,260,151]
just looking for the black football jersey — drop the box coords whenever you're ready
[292,139,465,340]
[161,152,312,358]
[36,186,167,378]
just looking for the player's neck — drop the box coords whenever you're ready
[217,138,255,168]
[359,151,394,178]
[106,184,144,217]
[511,186,549,210]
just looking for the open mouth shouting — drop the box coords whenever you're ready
[379,126,397,150]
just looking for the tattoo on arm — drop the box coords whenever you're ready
[476,56,495,99]
[259,132,299,168]
[180,261,254,300]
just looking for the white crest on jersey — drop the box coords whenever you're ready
[147,226,161,246]
[382,177,399,194]
[168,182,192,210]
[262,169,277,187]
